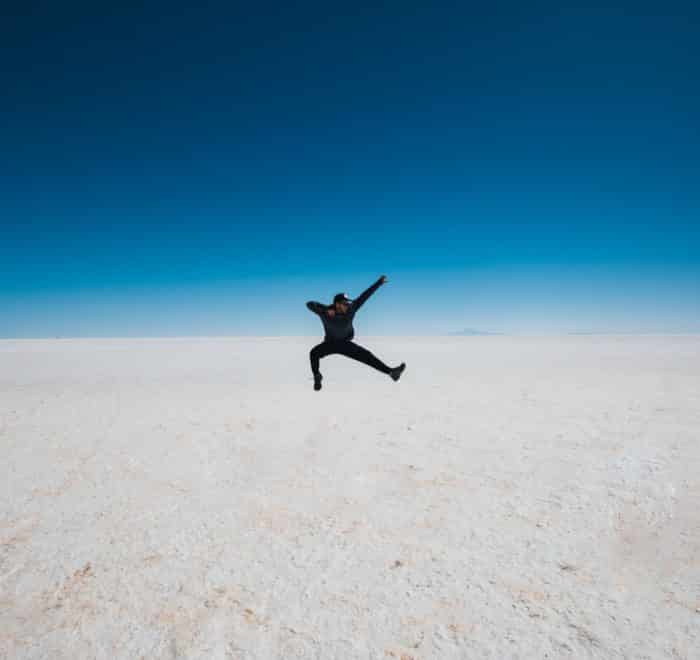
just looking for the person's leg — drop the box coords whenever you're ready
[309,341,336,376]
[335,341,392,375]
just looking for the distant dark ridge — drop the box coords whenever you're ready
[448,328,503,336]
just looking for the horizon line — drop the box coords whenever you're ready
[2,332,700,341]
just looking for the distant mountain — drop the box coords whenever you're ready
[448,328,503,336]
[567,331,611,335]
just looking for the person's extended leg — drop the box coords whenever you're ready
[335,341,393,375]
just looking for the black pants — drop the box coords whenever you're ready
[309,339,392,376]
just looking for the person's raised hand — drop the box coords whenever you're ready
[380,275,388,284]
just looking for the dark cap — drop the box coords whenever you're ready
[333,292,353,304]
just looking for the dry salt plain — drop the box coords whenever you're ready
[1,336,699,660]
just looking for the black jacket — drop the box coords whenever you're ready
[306,277,384,341]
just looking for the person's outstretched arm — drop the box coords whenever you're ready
[351,275,386,313]
[306,301,327,316]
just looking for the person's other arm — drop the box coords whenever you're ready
[351,275,386,312]
[306,301,327,316]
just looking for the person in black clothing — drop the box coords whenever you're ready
[306,275,406,391]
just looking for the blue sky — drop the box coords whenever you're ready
[2,2,699,336]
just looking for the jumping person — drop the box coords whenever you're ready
[306,275,406,391]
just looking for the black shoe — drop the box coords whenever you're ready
[390,363,406,382]
[313,372,323,391]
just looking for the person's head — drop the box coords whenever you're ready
[333,292,352,314]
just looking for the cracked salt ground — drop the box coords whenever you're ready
[1,336,699,659]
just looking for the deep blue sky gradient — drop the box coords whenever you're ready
[2,2,699,335]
